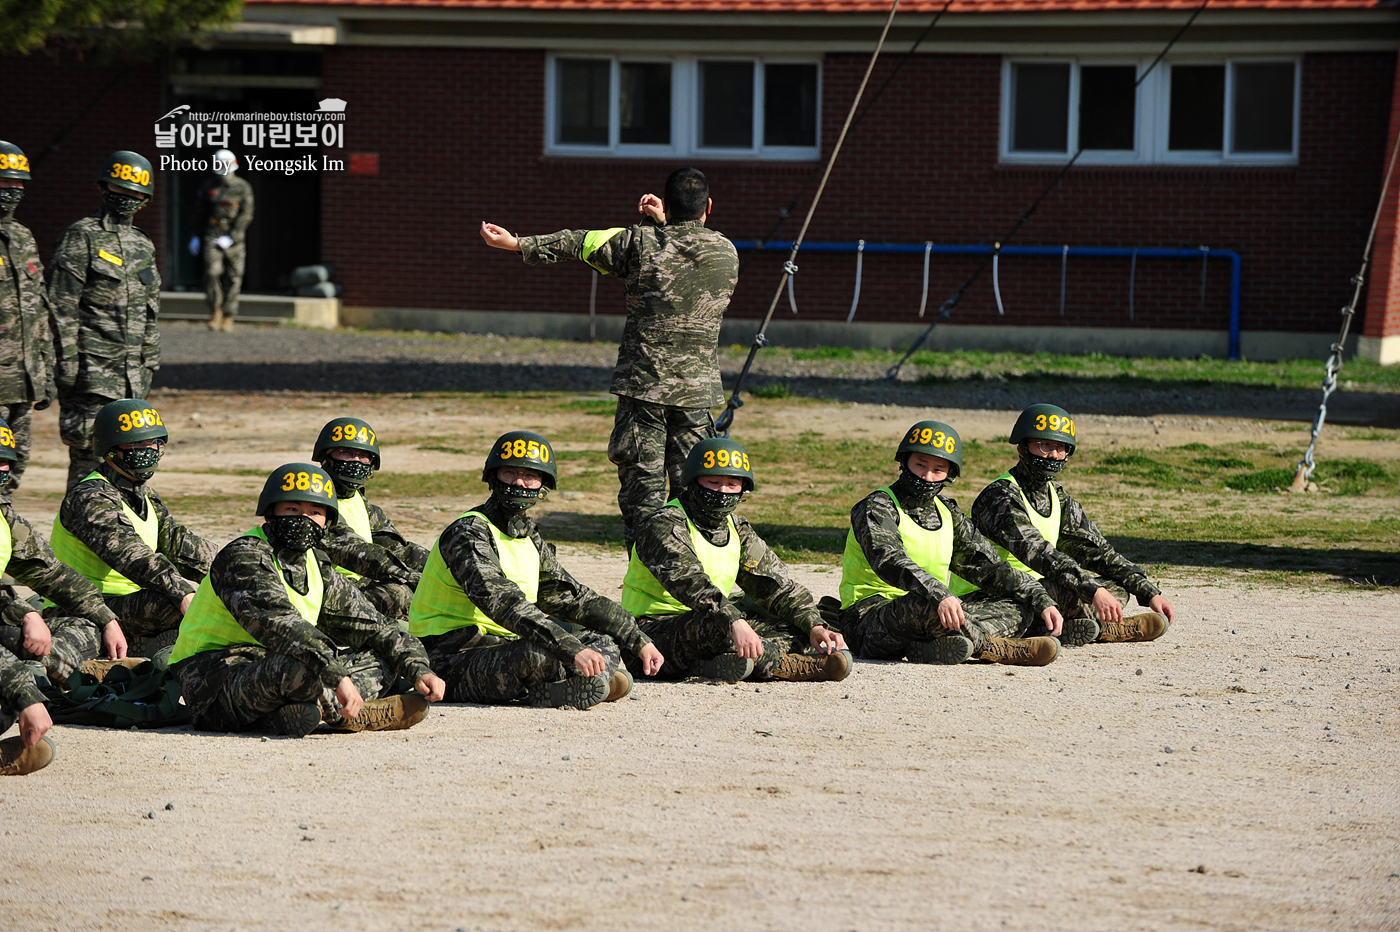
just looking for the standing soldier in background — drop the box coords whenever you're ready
[0,141,56,493]
[192,149,253,332]
[48,151,161,491]
[480,168,737,549]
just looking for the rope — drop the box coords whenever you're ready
[1059,244,1068,316]
[785,261,800,315]
[885,0,1211,380]
[715,0,901,434]
[1129,248,1137,322]
[991,242,1005,315]
[1290,127,1400,491]
[846,240,867,323]
[1199,245,1210,312]
[918,241,933,317]
[589,270,599,341]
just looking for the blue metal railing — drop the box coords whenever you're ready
[732,240,1243,361]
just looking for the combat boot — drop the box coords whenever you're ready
[268,702,321,738]
[219,313,235,332]
[207,306,223,331]
[1098,612,1168,643]
[528,673,609,710]
[330,693,430,731]
[909,636,974,665]
[769,649,853,682]
[1059,616,1100,647]
[0,736,55,776]
[80,657,148,681]
[605,668,633,701]
[978,636,1060,666]
[692,653,755,683]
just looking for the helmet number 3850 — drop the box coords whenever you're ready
[500,439,548,461]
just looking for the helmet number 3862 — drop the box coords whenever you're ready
[117,409,164,431]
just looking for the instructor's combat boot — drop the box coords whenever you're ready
[693,653,755,683]
[605,668,633,701]
[769,649,853,682]
[207,306,223,331]
[1059,616,1100,647]
[0,736,55,776]
[909,636,974,665]
[220,312,235,332]
[330,693,430,731]
[268,702,322,738]
[1098,612,1168,643]
[978,636,1060,666]
[529,673,609,710]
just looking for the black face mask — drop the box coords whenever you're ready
[268,514,324,552]
[1022,450,1069,483]
[101,190,147,216]
[490,477,546,511]
[0,467,12,489]
[688,484,743,525]
[0,187,23,212]
[113,445,162,481]
[897,461,950,499]
[325,457,374,491]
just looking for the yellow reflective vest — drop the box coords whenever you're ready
[333,491,373,580]
[408,511,538,639]
[839,487,976,609]
[620,500,740,617]
[992,471,1060,579]
[50,470,159,596]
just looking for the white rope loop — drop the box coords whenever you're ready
[991,242,1005,315]
[846,239,866,323]
[918,241,932,317]
[1059,244,1068,316]
[1128,248,1138,322]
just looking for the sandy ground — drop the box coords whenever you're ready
[0,336,1396,930]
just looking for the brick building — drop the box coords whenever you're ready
[5,0,1399,360]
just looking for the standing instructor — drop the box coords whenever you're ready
[480,168,737,549]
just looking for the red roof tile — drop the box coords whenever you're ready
[248,0,1395,10]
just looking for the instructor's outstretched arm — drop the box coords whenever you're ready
[479,222,520,251]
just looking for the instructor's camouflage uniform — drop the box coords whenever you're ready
[171,533,433,732]
[843,475,1056,659]
[970,462,1161,622]
[518,220,736,546]
[0,209,55,491]
[628,489,822,678]
[199,173,254,319]
[48,209,161,489]
[0,501,110,684]
[0,644,46,737]
[322,494,427,622]
[58,460,215,647]
[419,498,648,704]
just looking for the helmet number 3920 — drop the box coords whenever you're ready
[1034,413,1076,437]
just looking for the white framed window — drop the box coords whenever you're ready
[546,54,821,160]
[1001,56,1299,165]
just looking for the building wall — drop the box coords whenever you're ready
[322,46,1396,337]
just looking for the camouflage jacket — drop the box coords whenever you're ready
[519,219,737,408]
[848,476,1054,617]
[58,463,216,602]
[436,499,651,663]
[197,530,433,691]
[198,174,254,241]
[47,206,160,398]
[0,213,55,405]
[970,462,1162,604]
[322,487,428,584]
[0,643,44,715]
[631,492,824,632]
[0,501,112,629]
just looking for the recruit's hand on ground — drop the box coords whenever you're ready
[638,643,664,676]
[1041,606,1064,637]
[937,596,965,632]
[574,648,606,678]
[180,592,195,616]
[638,193,665,224]
[102,619,128,659]
[1148,594,1175,625]
[20,612,51,657]
[730,619,764,659]
[479,222,520,251]
[335,677,363,721]
[415,673,446,702]
[809,625,846,654]
[18,702,52,748]
[1092,588,1123,624]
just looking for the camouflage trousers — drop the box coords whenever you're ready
[0,401,33,491]
[844,591,1047,660]
[354,579,415,624]
[629,609,789,680]
[204,240,246,318]
[58,392,119,491]
[608,396,713,548]
[0,645,42,729]
[1043,579,1129,632]
[172,644,406,732]
[422,625,622,705]
[0,614,103,684]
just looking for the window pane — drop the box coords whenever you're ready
[1169,65,1225,150]
[620,62,671,145]
[1078,65,1136,150]
[700,61,754,148]
[764,63,817,147]
[1011,63,1069,152]
[557,59,610,145]
[1233,62,1295,153]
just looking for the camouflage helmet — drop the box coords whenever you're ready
[681,437,754,492]
[313,416,381,470]
[256,463,339,525]
[0,141,30,181]
[896,420,962,479]
[93,399,169,459]
[96,150,154,196]
[483,430,557,489]
[0,417,18,463]
[1009,403,1077,454]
